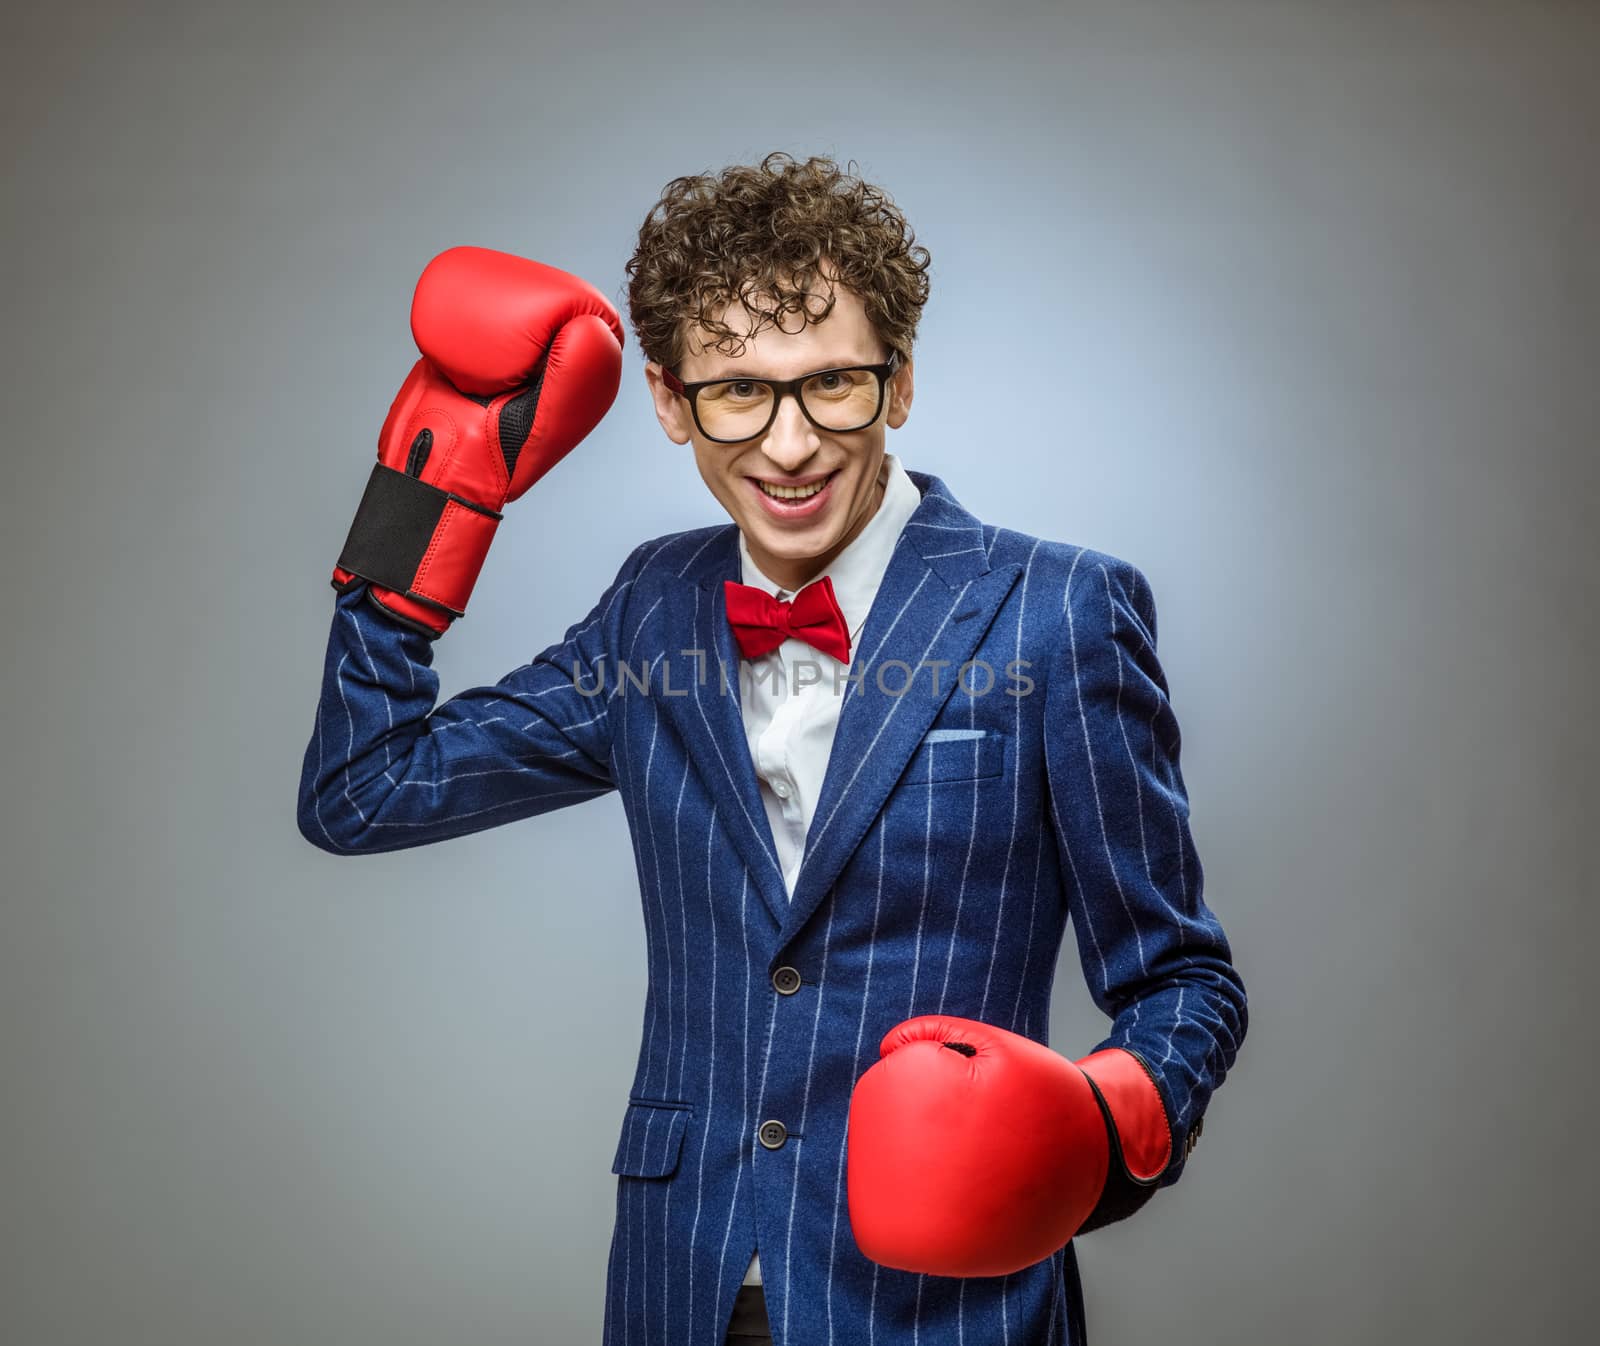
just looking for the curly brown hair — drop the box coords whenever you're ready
[624,152,932,371]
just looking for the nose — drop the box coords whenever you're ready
[758,391,821,469]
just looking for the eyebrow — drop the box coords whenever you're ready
[697,356,879,381]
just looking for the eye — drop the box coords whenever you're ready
[807,369,863,397]
[702,379,765,404]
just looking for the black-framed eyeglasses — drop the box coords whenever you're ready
[662,349,903,444]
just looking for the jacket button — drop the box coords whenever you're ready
[772,966,801,995]
[758,1119,788,1150]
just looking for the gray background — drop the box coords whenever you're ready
[3,1,1594,1342]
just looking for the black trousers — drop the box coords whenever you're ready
[724,1282,774,1344]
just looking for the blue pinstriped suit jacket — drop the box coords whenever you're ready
[298,467,1248,1346]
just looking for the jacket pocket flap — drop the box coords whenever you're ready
[610,1099,692,1178]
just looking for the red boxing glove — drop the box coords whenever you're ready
[332,246,624,636]
[846,1014,1173,1277]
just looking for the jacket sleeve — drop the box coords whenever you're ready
[1043,549,1248,1227]
[297,543,650,855]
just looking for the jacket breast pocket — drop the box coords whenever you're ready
[898,727,1007,785]
[610,1098,692,1178]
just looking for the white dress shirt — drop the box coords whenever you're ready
[734,450,923,1287]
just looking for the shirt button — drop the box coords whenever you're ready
[758,1119,789,1150]
[772,780,790,799]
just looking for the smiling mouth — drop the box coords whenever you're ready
[753,470,838,501]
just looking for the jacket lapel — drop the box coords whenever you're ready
[659,529,792,930]
[659,470,1024,946]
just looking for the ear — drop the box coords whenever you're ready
[644,362,693,445]
[886,354,914,429]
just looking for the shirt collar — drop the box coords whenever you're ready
[737,451,923,641]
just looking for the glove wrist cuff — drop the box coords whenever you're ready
[1075,1046,1173,1183]
[333,462,503,621]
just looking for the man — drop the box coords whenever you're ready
[299,152,1247,1346]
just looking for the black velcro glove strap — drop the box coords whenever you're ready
[335,463,502,617]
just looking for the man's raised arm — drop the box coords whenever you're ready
[296,245,630,855]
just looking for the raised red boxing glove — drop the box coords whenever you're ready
[846,1014,1173,1277]
[332,246,624,637]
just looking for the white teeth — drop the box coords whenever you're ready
[758,476,829,501]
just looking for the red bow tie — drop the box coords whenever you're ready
[724,574,852,664]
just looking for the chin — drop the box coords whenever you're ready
[750,521,832,554]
